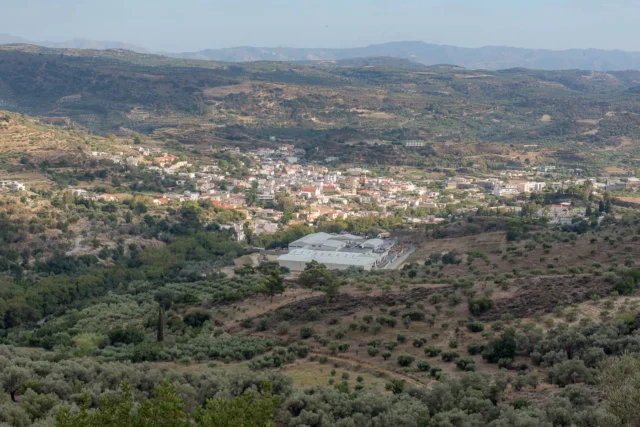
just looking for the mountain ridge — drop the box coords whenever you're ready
[1,43,640,150]
[0,33,148,53]
[170,41,640,71]
[3,34,640,70]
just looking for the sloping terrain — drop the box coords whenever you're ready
[0,111,119,162]
[0,44,639,155]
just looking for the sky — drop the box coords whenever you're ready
[2,0,640,52]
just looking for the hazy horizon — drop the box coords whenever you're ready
[2,0,640,53]
[6,33,640,55]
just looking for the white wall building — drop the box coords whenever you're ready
[278,232,396,271]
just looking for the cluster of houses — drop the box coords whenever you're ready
[85,150,127,164]
[69,143,640,242]
[0,180,25,192]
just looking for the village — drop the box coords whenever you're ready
[4,141,636,266]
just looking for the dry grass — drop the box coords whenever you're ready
[284,360,389,392]
[204,82,253,97]
[0,111,125,162]
[605,166,628,174]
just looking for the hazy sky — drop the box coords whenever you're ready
[2,0,640,52]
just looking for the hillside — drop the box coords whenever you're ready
[2,43,640,425]
[0,111,121,162]
[1,44,640,160]
[0,33,149,52]
[0,111,137,193]
[5,35,640,71]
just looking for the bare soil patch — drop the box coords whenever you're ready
[480,275,611,320]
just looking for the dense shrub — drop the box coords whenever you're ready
[466,321,485,333]
[413,338,427,348]
[482,328,516,363]
[367,347,380,357]
[441,351,460,362]
[468,297,493,316]
[425,345,443,357]
[108,326,145,345]
[397,354,416,367]
[300,325,315,339]
[455,357,476,372]
[403,310,426,321]
[183,310,212,328]
[376,316,397,328]
[417,360,431,372]
[548,359,594,387]
[132,342,165,362]
[384,341,398,351]
[467,342,487,356]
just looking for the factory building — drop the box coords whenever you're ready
[277,232,396,271]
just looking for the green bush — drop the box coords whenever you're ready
[425,345,442,357]
[455,357,476,371]
[108,326,145,345]
[367,347,380,357]
[300,325,315,339]
[548,359,594,387]
[403,310,426,321]
[376,316,397,328]
[183,311,212,328]
[468,297,493,316]
[413,338,427,348]
[441,351,460,362]
[466,322,485,333]
[132,342,164,362]
[307,308,321,321]
[397,354,415,367]
[417,360,431,372]
[482,328,516,364]
[467,342,487,356]
[384,341,398,351]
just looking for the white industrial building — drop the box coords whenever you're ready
[277,232,396,271]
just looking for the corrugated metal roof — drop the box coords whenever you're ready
[278,249,378,267]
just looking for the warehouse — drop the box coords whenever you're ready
[277,232,395,271]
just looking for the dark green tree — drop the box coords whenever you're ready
[262,270,286,303]
[298,260,340,302]
[154,290,174,343]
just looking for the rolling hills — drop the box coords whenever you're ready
[0,44,639,174]
[4,35,640,71]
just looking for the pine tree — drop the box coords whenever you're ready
[323,277,340,302]
[262,270,286,303]
[298,260,341,302]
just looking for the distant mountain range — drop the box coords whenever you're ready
[2,34,640,71]
[171,41,640,71]
[0,33,148,53]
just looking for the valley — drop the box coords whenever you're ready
[0,43,640,426]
